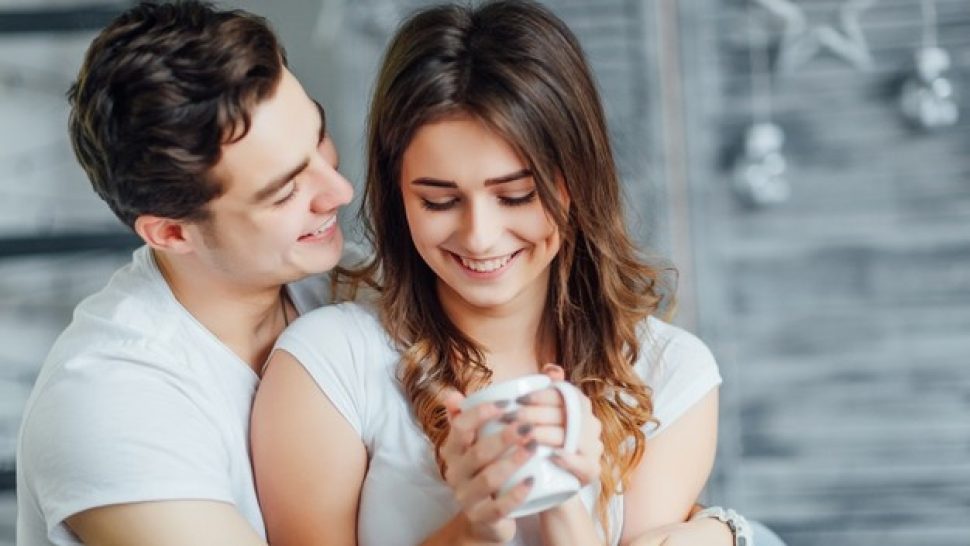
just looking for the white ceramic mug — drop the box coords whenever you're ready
[460,374,583,518]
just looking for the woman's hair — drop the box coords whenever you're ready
[68,0,286,229]
[354,0,669,528]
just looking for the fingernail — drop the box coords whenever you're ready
[525,439,538,452]
[494,400,510,409]
[517,423,532,436]
[500,411,518,424]
[543,363,561,371]
[523,477,535,487]
[515,394,531,404]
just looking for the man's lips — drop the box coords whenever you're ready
[298,215,337,241]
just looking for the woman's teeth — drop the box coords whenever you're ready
[459,253,514,272]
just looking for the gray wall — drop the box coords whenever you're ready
[682,0,970,544]
[2,1,969,545]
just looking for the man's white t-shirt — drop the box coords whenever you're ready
[275,302,722,546]
[16,245,333,546]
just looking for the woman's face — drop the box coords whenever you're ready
[400,116,562,314]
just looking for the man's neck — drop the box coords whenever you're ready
[152,250,289,374]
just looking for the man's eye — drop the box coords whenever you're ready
[273,184,299,206]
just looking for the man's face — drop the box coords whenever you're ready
[189,69,353,289]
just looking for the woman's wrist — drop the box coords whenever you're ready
[538,495,604,546]
[420,513,508,546]
[688,506,751,546]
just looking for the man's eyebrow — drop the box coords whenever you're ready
[252,99,328,204]
[411,169,533,188]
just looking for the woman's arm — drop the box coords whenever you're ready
[620,388,724,545]
[251,350,367,546]
[626,518,733,546]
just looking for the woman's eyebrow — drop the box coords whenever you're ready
[410,169,533,188]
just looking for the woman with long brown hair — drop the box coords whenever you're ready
[251,1,757,545]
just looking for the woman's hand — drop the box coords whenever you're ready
[438,390,537,544]
[525,363,603,485]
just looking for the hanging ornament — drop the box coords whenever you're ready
[756,0,878,73]
[899,0,959,130]
[733,122,790,207]
[732,3,790,208]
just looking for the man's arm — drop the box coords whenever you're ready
[66,500,266,546]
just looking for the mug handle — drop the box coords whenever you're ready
[551,381,583,454]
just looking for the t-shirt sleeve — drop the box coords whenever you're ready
[272,304,370,438]
[637,321,723,439]
[20,349,234,533]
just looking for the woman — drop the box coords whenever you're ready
[252,1,751,545]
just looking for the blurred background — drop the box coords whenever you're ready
[1,0,968,545]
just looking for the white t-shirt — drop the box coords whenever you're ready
[275,302,722,546]
[16,245,334,546]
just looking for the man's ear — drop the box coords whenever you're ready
[133,215,195,254]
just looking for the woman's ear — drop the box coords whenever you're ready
[557,176,571,213]
[133,215,195,254]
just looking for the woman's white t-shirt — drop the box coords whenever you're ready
[275,302,722,546]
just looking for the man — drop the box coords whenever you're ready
[16,2,353,544]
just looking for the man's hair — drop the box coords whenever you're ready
[68,0,287,229]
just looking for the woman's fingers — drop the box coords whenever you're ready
[516,386,563,407]
[440,401,505,459]
[457,445,536,518]
[514,404,566,426]
[551,451,599,485]
[464,475,534,524]
[446,420,535,484]
[540,363,566,381]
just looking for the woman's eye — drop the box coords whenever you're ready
[499,190,537,207]
[420,198,458,211]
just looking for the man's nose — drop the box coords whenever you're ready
[309,164,354,212]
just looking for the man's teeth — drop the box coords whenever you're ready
[459,253,514,272]
[310,216,336,236]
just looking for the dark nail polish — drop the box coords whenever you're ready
[525,439,538,452]
[500,411,518,424]
[515,394,531,404]
[517,423,532,436]
[494,400,510,409]
[523,477,535,487]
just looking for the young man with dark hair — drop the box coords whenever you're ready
[16,2,352,544]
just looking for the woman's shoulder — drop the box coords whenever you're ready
[635,315,722,437]
[286,301,383,340]
[634,315,719,385]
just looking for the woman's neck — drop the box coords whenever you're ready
[437,279,557,383]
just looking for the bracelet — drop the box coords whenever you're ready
[689,506,753,546]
